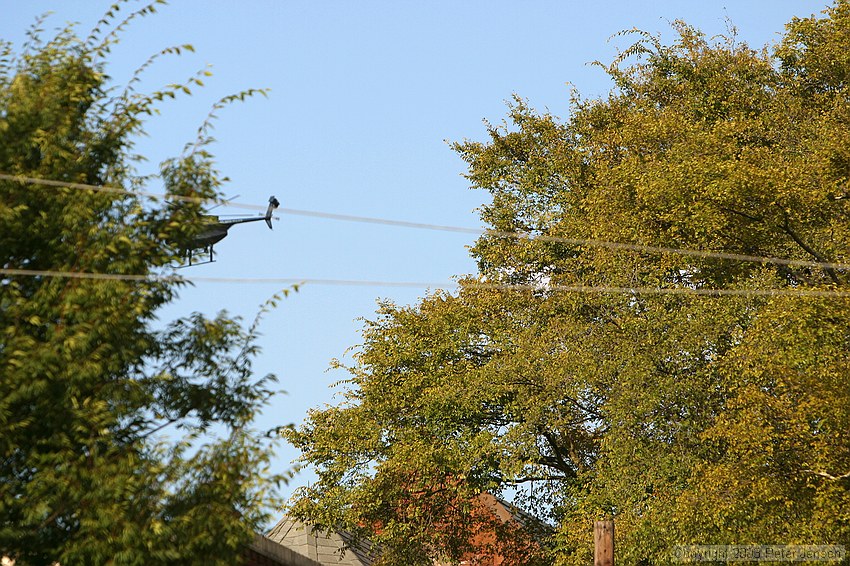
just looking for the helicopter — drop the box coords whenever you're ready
[180,195,280,265]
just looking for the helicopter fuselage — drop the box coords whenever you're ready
[179,195,279,265]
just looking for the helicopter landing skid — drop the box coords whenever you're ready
[175,245,216,268]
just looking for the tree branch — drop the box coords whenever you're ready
[804,468,850,482]
[718,205,765,223]
[778,209,841,285]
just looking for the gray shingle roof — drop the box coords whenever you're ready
[266,518,378,566]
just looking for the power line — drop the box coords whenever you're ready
[280,207,482,235]
[280,208,850,272]
[0,173,266,212]
[3,268,850,298]
[3,172,850,272]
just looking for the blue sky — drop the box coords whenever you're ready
[4,0,831,508]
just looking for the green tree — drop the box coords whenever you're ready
[0,4,283,564]
[286,3,850,564]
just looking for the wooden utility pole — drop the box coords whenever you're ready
[594,519,615,566]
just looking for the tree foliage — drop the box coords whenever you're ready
[0,4,282,564]
[286,3,850,564]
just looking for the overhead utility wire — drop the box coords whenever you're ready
[3,172,850,272]
[2,268,850,298]
[278,208,850,272]
[0,173,267,212]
